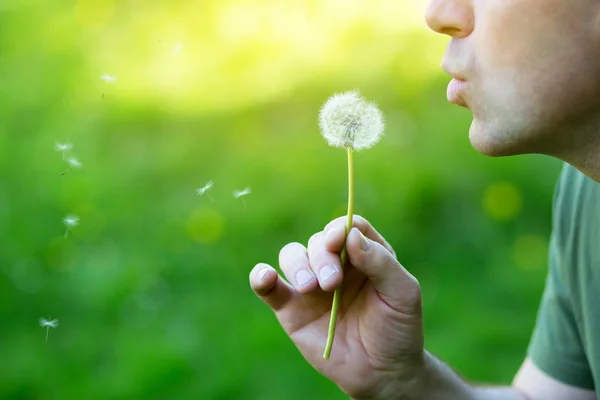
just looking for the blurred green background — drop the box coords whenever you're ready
[0,1,563,399]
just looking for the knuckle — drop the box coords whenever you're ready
[325,216,345,231]
[307,231,323,248]
[387,244,397,259]
[352,214,367,226]
[279,242,303,258]
[404,276,422,309]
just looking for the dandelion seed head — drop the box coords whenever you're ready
[66,157,82,168]
[233,187,251,198]
[196,180,214,196]
[40,318,59,328]
[62,214,79,228]
[55,142,72,152]
[101,74,116,83]
[318,90,384,151]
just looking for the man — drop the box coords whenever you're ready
[249,0,600,398]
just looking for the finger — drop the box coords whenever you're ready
[249,263,296,311]
[345,228,421,315]
[324,215,395,257]
[278,242,319,294]
[306,231,344,292]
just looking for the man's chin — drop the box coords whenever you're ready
[468,120,526,157]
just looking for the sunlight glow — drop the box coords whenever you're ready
[82,0,444,112]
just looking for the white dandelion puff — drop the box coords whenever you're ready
[62,214,79,238]
[196,180,215,204]
[233,187,251,212]
[172,42,182,54]
[55,142,72,160]
[318,90,384,151]
[40,317,59,342]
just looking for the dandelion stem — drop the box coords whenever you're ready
[208,194,216,204]
[323,147,354,360]
[45,326,49,343]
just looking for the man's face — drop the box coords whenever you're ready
[426,0,600,157]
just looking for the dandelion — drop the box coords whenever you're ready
[62,214,79,238]
[40,317,59,343]
[172,42,182,54]
[233,187,251,212]
[100,74,116,98]
[318,90,384,360]
[55,142,72,160]
[196,180,215,204]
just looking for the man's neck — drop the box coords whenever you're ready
[543,117,600,183]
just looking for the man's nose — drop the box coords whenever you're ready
[425,0,474,38]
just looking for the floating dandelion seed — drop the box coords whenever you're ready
[67,157,82,168]
[55,142,72,160]
[172,42,182,54]
[196,180,215,204]
[62,214,79,238]
[318,90,385,360]
[40,317,59,343]
[233,187,251,212]
[100,74,116,83]
[100,74,116,98]
[61,157,82,176]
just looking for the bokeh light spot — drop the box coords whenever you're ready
[186,207,225,244]
[482,182,523,221]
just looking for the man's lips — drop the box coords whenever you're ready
[440,60,470,108]
[446,78,468,108]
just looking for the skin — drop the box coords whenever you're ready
[431,0,600,180]
[250,0,600,398]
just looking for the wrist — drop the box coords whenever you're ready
[351,351,428,400]
[414,350,474,400]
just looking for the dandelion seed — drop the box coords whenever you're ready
[55,142,72,160]
[318,90,385,360]
[196,180,215,204]
[67,157,82,168]
[233,187,251,212]
[61,157,82,176]
[40,317,59,343]
[100,74,116,98]
[172,42,182,54]
[100,74,116,83]
[62,214,79,238]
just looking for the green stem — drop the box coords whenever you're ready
[323,147,354,360]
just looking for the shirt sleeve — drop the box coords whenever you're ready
[526,165,594,389]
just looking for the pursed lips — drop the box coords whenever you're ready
[441,63,469,108]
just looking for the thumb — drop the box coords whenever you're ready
[346,227,422,315]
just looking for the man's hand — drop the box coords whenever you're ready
[249,216,424,399]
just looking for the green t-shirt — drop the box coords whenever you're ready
[528,163,599,390]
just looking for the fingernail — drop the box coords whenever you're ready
[358,231,371,252]
[258,267,270,282]
[295,269,314,286]
[320,265,337,282]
